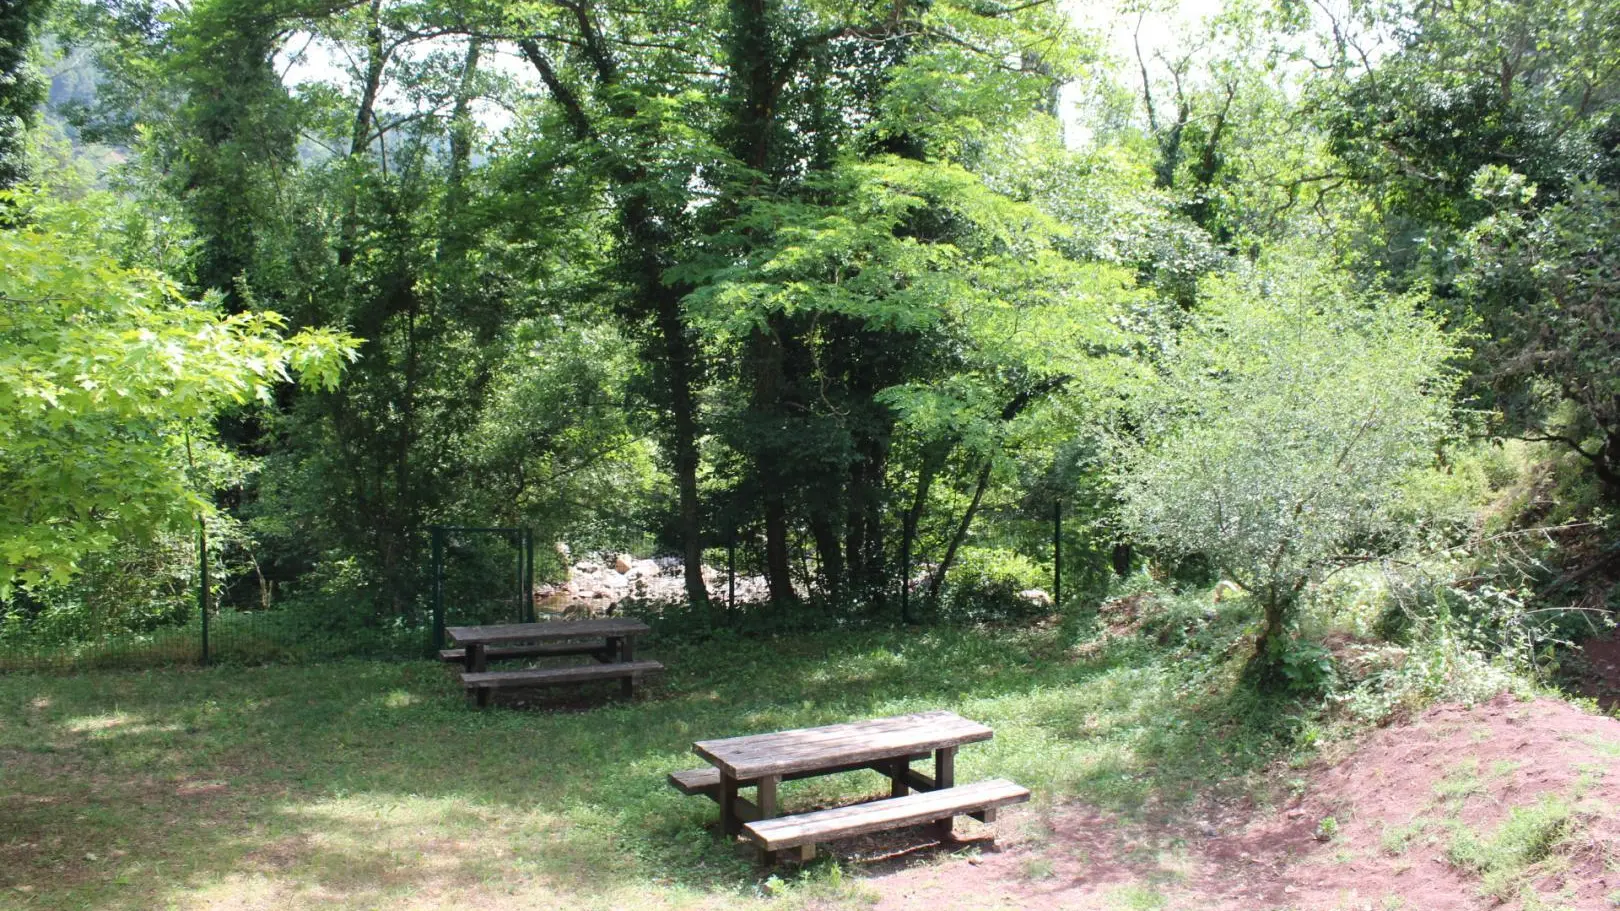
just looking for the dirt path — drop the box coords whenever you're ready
[824,695,1620,910]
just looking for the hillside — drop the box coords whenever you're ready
[858,694,1620,910]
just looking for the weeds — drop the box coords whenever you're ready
[1446,794,1581,902]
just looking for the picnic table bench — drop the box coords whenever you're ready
[671,710,1029,863]
[445,619,660,707]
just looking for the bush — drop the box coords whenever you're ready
[1119,250,1458,679]
[0,529,200,648]
[936,547,1051,623]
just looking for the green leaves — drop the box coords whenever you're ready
[1119,249,1457,608]
[683,154,1132,353]
[0,190,359,593]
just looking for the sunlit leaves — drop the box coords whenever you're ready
[0,190,359,592]
[1119,250,1457,609]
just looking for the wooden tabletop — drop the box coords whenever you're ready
[693,710,993,779]
[446,618,650,646]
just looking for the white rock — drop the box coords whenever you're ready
[628,559,661,580]
[574,561,601,574]
[1018,589,1054,606]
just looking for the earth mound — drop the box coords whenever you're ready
[856,694,1620,910]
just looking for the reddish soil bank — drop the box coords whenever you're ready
[819,694,1620,910]
[1572,632,1620,710]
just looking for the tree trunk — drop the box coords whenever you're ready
[926,458,993,608]
[763,492,795,605]
[899,441,948,619]
[1247,589,1295,688]
[444,38,481,226]
[1111,542,1133,578]
[339,0,386,269]
[652,277,709,608]
[750,322,799,605]
[923,378,1070,606]
[809,509,844,599]
[518,37,711,608]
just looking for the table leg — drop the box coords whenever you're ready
[933,746,956,840]
[890,758,910,798]
[620,635,635,662]
[467,642,486,673]
[757,774,779,819]
[756,775,781,864]
[720,771,741,837]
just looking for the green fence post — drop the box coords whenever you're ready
[523,528,535,623]
[727,526,736,615]
[1053,498,1062,609]
[431,527,445,652]
[198,517,210,666]
[900,526,912,625]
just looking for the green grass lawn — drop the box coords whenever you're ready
[0,614,1305,910]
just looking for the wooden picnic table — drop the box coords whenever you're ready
[689,710,995,842]
[446,618,650,672]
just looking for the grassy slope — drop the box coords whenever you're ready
[0,615,1307,910]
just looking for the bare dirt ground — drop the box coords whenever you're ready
[815,694,1620,910]
[1572,632,1620,711]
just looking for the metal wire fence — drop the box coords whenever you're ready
[0,502,1111,672]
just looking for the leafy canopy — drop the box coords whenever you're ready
[0,189,359,593]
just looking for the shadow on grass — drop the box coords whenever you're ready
[0,623,1311,910]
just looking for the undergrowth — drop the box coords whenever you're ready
[1446,794,1582,902]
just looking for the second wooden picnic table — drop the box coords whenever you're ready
[445,618,660,707]
[445,617,649,672]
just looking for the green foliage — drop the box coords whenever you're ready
[0,529,197,645]
[1459,178,1620,498]
[1119,250,1458,666]
[1312,0,1620,503]
[0,0,51,188]
[1274,639,1338,699]
[0,188,357,592]
[935,546,1050,624]
[1447,794,1580,902]
[16,0,1620,698]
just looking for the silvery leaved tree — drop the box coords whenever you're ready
[1119,252,1457,679]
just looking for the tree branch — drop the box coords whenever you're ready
[517,38,597,143]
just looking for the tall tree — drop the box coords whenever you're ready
[0,0,52,189]
[0,188,356,592]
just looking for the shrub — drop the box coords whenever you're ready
[936,546,1051,623]
[1119,251,1458,684]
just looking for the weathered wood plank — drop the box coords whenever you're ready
[933,746,957,839]
[721,773,740,836]
[668,767,724,796]
[668,754,932,801]
[731,795,762,824]
[743,779,1029,851]
[694,711,992,779]
[438,642,610,662]
[446,619,650,646]
[461,660,663,690]
[891,765,938,793]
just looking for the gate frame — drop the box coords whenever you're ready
[429,525,534,652]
